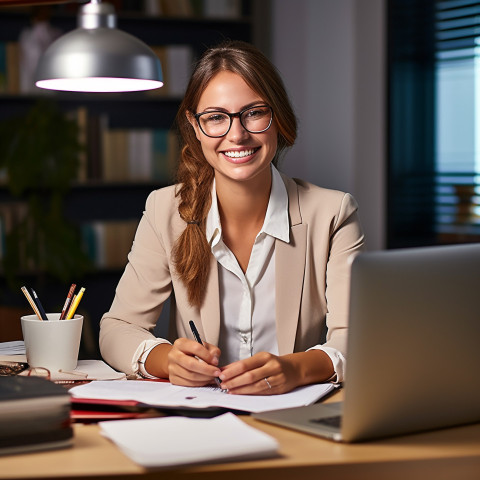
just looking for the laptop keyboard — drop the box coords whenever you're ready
[310,415,342,429]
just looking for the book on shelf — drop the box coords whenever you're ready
[149,44,193,98]
[73,109,179,185]
[81,220,139,270]
[142,0,242,18]
[72,107,88,183]
[0,42,7,93]
[85,113,106,181]
[8,42,20,95]
[160,0,195,17]
[128,129,153,181]
[99,127,178,184]
[0,214,5,264]
[0,201,31,272]
[1,42,20,95]
[165,45,194,97]
[143,0,197,17]
[0,376,73,455]
[203,0,242,18]
[102,128,130,182]
[0,206,10,265]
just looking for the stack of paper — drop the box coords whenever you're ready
[0,340,25,355]
[99,413,278,468]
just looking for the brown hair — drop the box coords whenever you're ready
[172,40,297,307]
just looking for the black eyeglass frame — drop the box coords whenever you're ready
[193,104,273,138]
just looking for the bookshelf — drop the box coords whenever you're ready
[0,0,254,356]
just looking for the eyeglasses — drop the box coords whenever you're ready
[0,361,50,380]
[194,104,273,138]
[0,361,28,376]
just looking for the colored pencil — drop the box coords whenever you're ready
[20,286,43,320]
[59,283,76,320]
[66,287,85,319]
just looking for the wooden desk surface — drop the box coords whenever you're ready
[1,390,480,480]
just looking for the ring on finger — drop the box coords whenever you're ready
[264,377,272,389]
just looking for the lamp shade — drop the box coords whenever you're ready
[35,1,163,92]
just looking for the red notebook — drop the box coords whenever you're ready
[70,378,169,422]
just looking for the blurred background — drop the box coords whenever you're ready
[0,0,477,356]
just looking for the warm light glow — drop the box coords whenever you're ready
[35,77,164,93]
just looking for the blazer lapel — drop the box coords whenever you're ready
[276,176,307,355]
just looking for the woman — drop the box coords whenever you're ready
[99,40,364,395]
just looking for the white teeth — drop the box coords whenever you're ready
[224,148,256,158]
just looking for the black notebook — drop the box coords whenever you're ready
[0,376,73,455]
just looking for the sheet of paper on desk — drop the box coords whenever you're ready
[59,360,127,381]
[70,380,335,413]
[99,412,279,468]
[0,340,26,355]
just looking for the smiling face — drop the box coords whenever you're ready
[188,71,278,188]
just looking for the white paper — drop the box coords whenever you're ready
[99,413,278,468]
[0,340,26,355]
[0,344,126,381]
[70,380,334,413]
[57,360,127,381]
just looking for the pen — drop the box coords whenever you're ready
[30,288,48,321]
[189,320,224,391]
[59,283,76,320]
[20,286,43,320]
[66,287,85,319]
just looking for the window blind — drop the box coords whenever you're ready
[436,0,480,59]
[434,0,480,243]
[387,0,480,247]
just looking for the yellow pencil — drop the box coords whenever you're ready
[66,287,85,319]
[21,286,43,320]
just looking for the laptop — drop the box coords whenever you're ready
[253,243,480,442]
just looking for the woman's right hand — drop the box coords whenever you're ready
[166,338,222,387]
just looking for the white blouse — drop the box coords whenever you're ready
[135,166,345,382]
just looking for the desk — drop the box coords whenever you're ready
[1,390,479,480]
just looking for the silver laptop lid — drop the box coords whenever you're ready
[342,243,480,442]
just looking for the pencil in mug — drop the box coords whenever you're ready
[59,283,76,320]
[20,286,43,320]
[30,288,48,321]
[66,287,85,319]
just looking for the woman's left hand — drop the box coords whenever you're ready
[218,352,299,395]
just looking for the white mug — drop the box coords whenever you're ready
[21,313,83,371]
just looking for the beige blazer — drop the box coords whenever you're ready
[99,175,365,375]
